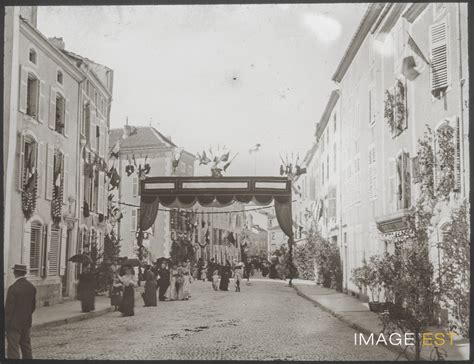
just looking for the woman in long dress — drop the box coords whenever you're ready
[118,266,137,316]
[168,264,179,301]
[182,261,192,300]
[143,265,157,307]
[176,262,185,300]
[78,265,95,312]
[110,274,122,311]
[233,263,243,292]
[219,261,232,291]
[157,262,170,301]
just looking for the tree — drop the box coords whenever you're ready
[437,200,470,338]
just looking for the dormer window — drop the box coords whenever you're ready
[29,49,37,64]
[57,70,63,85]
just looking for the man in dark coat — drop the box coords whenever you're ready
[5,264,37,359]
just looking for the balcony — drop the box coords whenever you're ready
[375,209,411,234]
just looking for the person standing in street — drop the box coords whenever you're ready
[157,262,170,301]
[207,258,216,282]
[182,260,192,300]
[219,261,232,291]
[176,262,186,300]
[118,265,137,316]
[142,265,157,307]
[110,274,122,311]
[233,263,243,292]
[5,264,37,359]
[200,261,208,281]
[169,263,179,301]
[77,264,96,313]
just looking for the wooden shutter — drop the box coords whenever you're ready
[49,86,56,130]
[48,225,60,276]
[98,171,105,214]
[64,98,70,137]
[38,80,46,123]
[19,65,28,113]
[132,177,138,197]
[37,142,45,198]
[45,144,54,200]
[430,20,449,92]
[402,152,411,208]
[59,227,67,276]
[90,105,97,151]
[454,117,462,192]
[29,222,42,276]
[131,209,137,231]
[41,224,48,277]
[63,154,69,204]
[17,132,25,191]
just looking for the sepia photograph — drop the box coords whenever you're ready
[2,2,470,361]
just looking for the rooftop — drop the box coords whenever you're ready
[109,126,177,152]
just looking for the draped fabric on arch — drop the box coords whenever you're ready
[139,176,294,238]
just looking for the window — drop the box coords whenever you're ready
[29,49,37,64]
[132,177,139,197]
[26,74,39,118]
[92,168,99,212]
[429,19,449,97]
[82,102,90,137]
[57,70,63,85]
[18,134,38,191]
[55,93,66,134]
[368,145,377,200]
[131,209,139,231]
[96,124,100,155]
[29,221,43,276]
[394,152,411,210]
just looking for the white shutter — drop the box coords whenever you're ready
[59,227,67,276]
[63,154,69,204]
[49,86,56,130]
[17,132,25,191]
[388,159,396,212]
[37,142,45,198]
[46,144,54,200]
[48,225,60,276]
[430,20,449,92]
[38,80,46,123]
[454,117,461,192]
[98,171,105,214]
[64,98,70,137]
[19,65,28,113]
[131,209,137,231]
[132,177,138,197]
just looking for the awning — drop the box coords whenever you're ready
[139,176,294,239]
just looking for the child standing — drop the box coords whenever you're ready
[212,270,220,291]
[234,263,243,292]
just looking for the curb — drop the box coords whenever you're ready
[292,284,428,361]
[32,306,114,331]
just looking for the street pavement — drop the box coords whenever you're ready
[31,278,399,360]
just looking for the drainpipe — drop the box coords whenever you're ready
[457,3,466,197]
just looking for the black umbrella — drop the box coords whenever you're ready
[68,254,92,264]
[121,258,140,267]
[155,257,171,266]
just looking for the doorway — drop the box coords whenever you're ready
[62,228,72,297]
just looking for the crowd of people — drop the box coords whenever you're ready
[76,256,271,318]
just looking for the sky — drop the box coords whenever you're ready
[37,4,367,177]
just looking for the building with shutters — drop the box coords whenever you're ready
[108,126,195,262]
[3,6,114,306]
[322,2,468,295]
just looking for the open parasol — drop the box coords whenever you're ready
[68,254,92,264]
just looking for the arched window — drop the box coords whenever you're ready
[26,73,39,118]
[57,70,63,85]
[29,220,44,276]
[29,49,37,64]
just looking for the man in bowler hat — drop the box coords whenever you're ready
[5,264,37,359]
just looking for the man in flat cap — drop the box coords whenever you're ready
[5,264,37,359]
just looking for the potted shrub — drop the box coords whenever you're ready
[350,259,371,297]
[367,256,384,313]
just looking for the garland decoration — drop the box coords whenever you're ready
[22,171,38,220]
[384,79,407,138]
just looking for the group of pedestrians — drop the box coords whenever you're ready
[107,259,194,317]
[196,258,246,292]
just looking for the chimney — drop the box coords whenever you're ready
[20,6,37,27]
[49,37,65,50]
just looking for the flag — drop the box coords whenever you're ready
[407,32,429,65]
[248,143,261,154]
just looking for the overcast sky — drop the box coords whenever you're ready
[37,4,367,177]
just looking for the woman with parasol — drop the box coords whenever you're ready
[70,253,95,312]
[118,263,138,316]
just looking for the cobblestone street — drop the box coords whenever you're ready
[32,279,398,360]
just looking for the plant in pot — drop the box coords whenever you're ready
[350,258,371,298]
[366,256,383,312]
